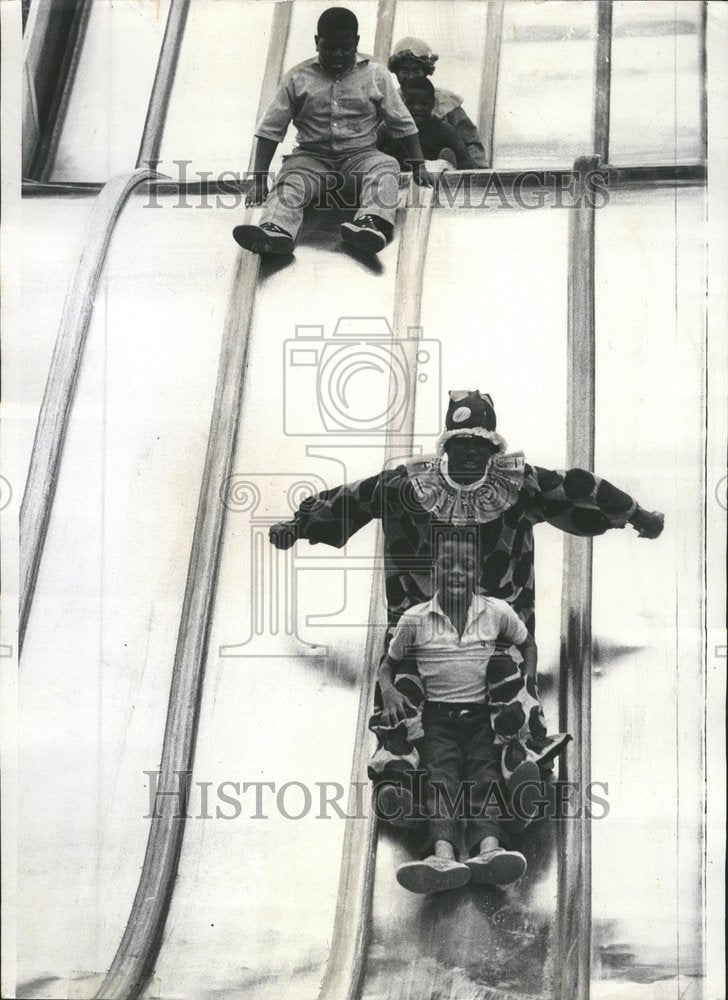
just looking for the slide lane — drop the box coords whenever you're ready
[144,204,405,1000]
[361,202,570,1000]
[16,188,239,999]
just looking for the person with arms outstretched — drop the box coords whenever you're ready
[269,389,664,816]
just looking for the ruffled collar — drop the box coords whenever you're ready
[407,451,526,525]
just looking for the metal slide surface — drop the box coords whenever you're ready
[17,190,706,1000]
[362,204,569,1000]
[144,208,403,1000]
[16,189,240,999]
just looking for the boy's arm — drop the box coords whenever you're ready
[499,605,536,678]
[378,624,417,725]
[374,65,435,187]
[379,655,412,727]
[246,74,296,204]
[444,106,486,168]
[246,137,278,206]
[515,631,538,680]
[442,121,475,170]
[398,134,436,187]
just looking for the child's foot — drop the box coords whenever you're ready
[506,760,542,826]
[396,856,471,895]
[340,215,388,255]
[466,848,527,886]
[232,222,294,255]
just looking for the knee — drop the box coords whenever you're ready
[275,168,316,207]
[366,153,400,177]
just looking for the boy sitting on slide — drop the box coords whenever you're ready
[380,531,533,895]
[234,6,434,258]
[378,77,477,171]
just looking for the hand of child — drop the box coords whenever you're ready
[412,165,436,188]
[381,687,415,727]
[629,506,665,539]
[268,520,298,549]
[246,175,270,207]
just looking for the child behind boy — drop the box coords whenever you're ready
[378,77,476,171]
[233,7,434,258]
[379,532,532,895]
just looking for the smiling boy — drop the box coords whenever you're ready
[233,7,434,257]
[379,532,532,894]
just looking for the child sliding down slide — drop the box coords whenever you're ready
[233,6,434,258]
[380,532,534,894]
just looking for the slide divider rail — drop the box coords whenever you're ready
[479,0,505,169]
[19,167,158,654]
[136,0,191,170]
[94,214,262,1000]
[555,154,598,1000]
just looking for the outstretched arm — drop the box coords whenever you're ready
[627,504,664,538]
[269,470,387,550]
[526,465,664,539]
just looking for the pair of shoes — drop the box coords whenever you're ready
[340,215,388,254]
[232,222,294,255]
[506,759,542,827]
[466,848,527,886]
[396,855,471,895]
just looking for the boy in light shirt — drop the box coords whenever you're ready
[234,6,433,257]
[380,531,533,894]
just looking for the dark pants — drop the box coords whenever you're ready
[421,702,507,853]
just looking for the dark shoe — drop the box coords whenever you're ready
[506,760,542,826]
[467,848,527,887]
[232,222,294,255]
[340,215,388,255]
[396,856,471,895]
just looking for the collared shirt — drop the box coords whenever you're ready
[255,55,418,157]
[387,593,528,703]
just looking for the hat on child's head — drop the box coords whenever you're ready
[388,37,439,75]
[437,390,507,455]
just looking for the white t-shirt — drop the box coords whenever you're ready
[387,593,528,703]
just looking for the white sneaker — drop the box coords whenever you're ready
[466,848,527,886]
[396,855,471,894]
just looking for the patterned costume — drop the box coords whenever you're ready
[281,392,638,799]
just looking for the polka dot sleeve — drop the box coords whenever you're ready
[529,466,637,536]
